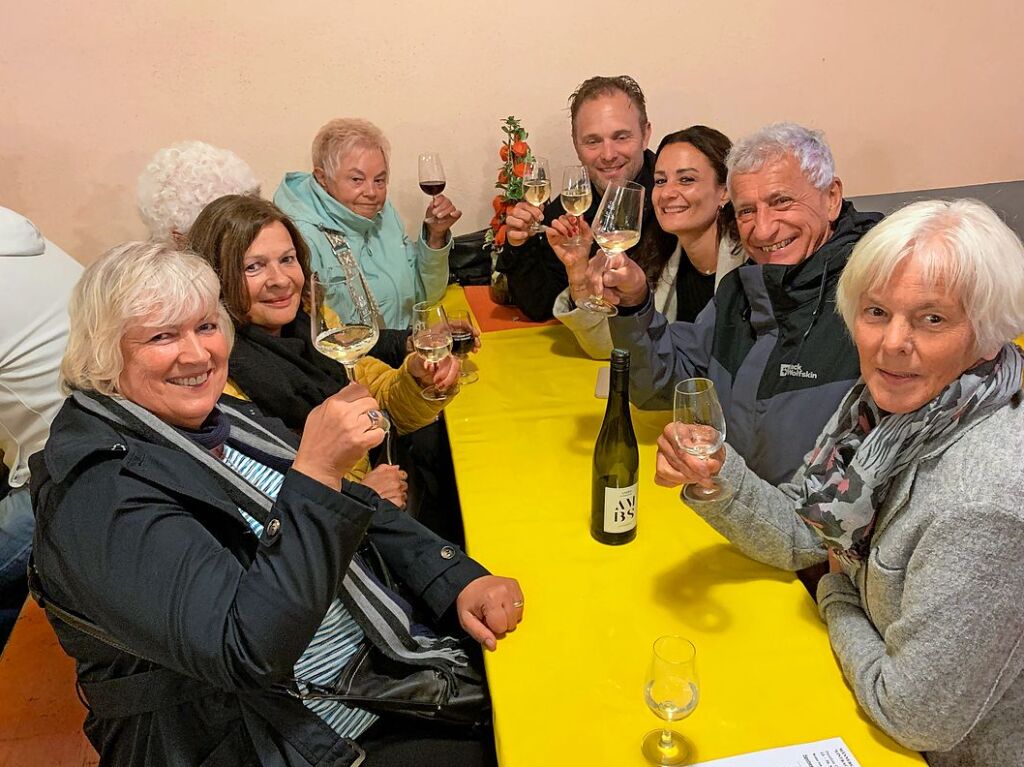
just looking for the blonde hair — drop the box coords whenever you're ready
[837,199,1024,356]
[311,118,391,179]
[61,242,233,395]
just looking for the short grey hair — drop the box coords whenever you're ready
[312,118,391,180]
[61,242,233,396]
[837,199,1024,356]
[726,122,835,192]
[137,141,260,242]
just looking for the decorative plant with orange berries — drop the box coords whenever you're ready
[485,115,533,258]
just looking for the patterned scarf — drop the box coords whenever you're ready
[70,390,469,676]
[796,342,1024,563]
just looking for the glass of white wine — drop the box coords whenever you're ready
[642,635,699,766]
[309,270,391,433]
[673,378,733,504]
[560,165,592,244]
[412,301,455,401]
[581,179,644,316]
[522,157,551,235]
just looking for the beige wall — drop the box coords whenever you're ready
[3,0,1022,263]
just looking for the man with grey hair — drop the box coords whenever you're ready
[601,122,883,486]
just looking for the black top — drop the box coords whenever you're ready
[496,149,658,321]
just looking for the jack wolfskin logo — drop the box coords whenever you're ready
[780,363,818,379]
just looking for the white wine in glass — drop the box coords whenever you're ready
[641,636,699,766]
[673,378,734,503]
[581,179,644,316]
[522,157,551,234]
[310,271,391,433]
[412,301,455,401]
[560,165,591,244]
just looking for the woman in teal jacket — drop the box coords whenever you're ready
[274,118,462,329]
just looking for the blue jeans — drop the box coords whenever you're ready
[0,486,33,648]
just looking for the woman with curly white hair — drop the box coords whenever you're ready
[656,199,1024,766]
[137,140,260,244]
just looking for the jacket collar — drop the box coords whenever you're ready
[307,175,385,236]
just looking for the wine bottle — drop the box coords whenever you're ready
[591,349,639,544]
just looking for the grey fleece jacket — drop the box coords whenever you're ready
[695,392,1024,766]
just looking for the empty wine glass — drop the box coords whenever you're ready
[309,271,391,434]
[447,309,478,385]
[673,378,733,504]
[522,157,551,235]
[560,165,592,244]
[412,301,455,401]
[642,636,699,766]
[580,179,644,316]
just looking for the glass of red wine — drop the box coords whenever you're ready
[418,152,446,212]
[447,309,478,385]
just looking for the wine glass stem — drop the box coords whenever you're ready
[343,362,358,383]
[660,728,674,750]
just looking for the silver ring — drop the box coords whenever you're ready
[366,409,382,430]
[512,600,525,608]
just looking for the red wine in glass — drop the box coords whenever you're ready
[419,180,446,196]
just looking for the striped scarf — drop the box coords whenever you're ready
[70,391,470,678]
[795,342,1024,564]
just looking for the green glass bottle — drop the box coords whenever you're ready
[591,349,638,544]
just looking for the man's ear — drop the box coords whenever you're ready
[826,176,844,221]
[641,121,653,149]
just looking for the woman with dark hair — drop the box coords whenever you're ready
[551,126,745,358]
[187,195,462,535]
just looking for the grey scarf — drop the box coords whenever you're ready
[795,343,1024,563]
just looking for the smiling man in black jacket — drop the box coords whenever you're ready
[603,122,883,487]
[495,75,655,321]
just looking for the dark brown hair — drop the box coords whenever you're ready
[633,125,740,281]
[186,195,311,326]
[568,75,648,138]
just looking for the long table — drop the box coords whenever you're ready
[441,291,925,766]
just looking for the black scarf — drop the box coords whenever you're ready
[229,311,347,431]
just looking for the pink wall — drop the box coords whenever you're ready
[3,0,1022,262]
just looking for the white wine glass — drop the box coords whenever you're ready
[522,157,551,235]
[309,271,391,434]
[412,301,455,401]
[581,179,644,316]
[642,636,699,766]
[673,378,733,504]
[447,309,478,385]
[560,165,592,244]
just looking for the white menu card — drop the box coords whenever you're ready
[692,737,861,767]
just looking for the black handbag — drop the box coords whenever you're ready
[448,229,492,286]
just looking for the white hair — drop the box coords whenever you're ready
[61,242,233,396]
[137,141,260,241]
[726,122,836,192]
[837,199,1024,356]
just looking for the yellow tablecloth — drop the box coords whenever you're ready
[445,322,925,766]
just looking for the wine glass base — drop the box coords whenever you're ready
[459,370,479,384]
[681,481,735,505]
[579,299,618,316]
[641,729,689,765]
[421,385,459,401]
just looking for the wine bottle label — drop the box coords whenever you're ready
[603,483,637,533]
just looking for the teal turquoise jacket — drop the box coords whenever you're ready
[273,172,451,329]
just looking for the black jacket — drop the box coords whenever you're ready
[30,398,487,766]
[496,150,657,321]
[611,201,884,485]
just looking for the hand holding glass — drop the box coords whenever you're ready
[642,636,699,765]
[310,271,391,434]
[522,157,551,235]
[581,179,644,315]
[412,301,455,401]
[673,378,733,503]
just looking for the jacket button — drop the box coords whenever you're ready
[440,545,455,560]
[266,519,281,538]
